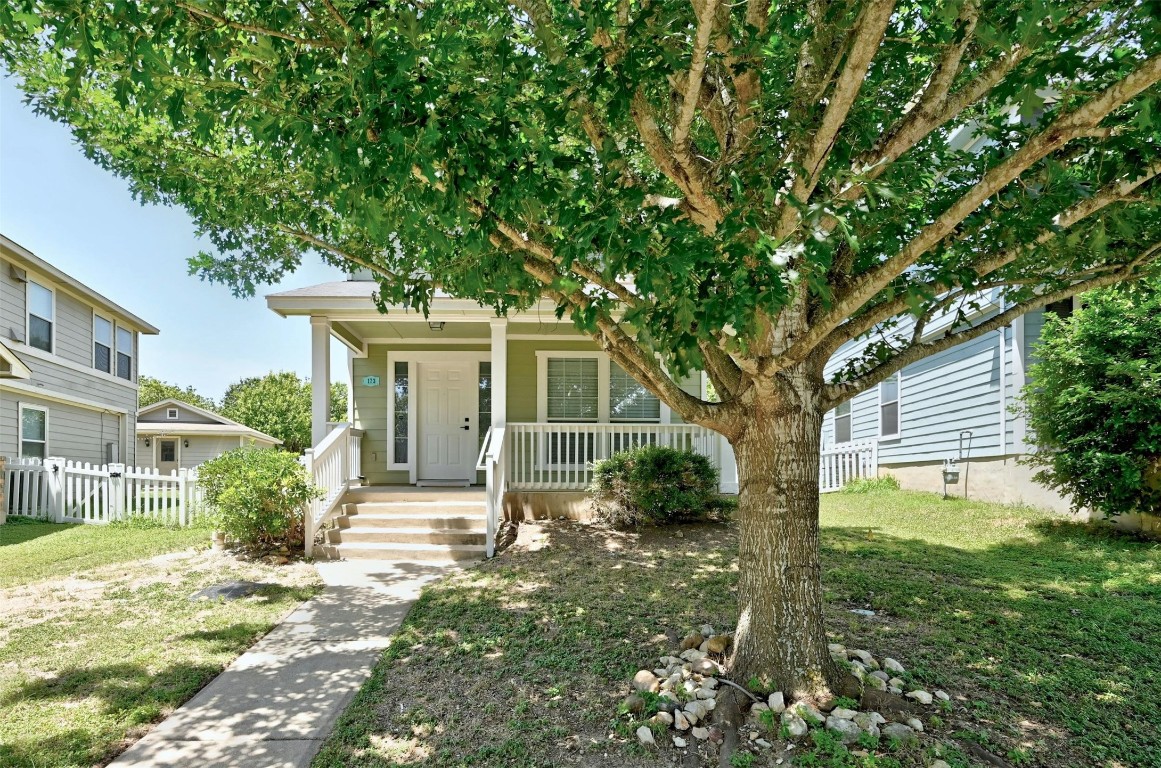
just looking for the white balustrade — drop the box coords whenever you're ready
[505,422,719,491]
[476,426,508,557]
[819,441,879,492]
[301,422,354,556]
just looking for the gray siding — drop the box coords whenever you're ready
[135,435,251,469]
[139,405,219,424]
[0,259,24,341]
[54,290,95,368]
[0,391,128,465]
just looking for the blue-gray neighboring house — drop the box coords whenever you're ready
[823,292,1075,512]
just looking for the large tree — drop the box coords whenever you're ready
[3,1,1158,697]
[137,375,217,412]
[221,373,347,453]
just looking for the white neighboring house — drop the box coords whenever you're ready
[135,398,281,473]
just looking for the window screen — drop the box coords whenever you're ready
[116,327,133,380]
[94,316,112,373]
[609,363,660,422]
[835,400,852,444]
[393,361,409,463]
[21,407,47,458]
[546,358,598,421]
[880,374,900,437]
[28,281,53,353]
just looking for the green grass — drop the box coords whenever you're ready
[0,516,209,588]
[312,491,1161,768]
[0,520,322,767]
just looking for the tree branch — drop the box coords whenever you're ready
[175,2,341,49]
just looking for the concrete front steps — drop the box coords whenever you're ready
[319,487,488,563]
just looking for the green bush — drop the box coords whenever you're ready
[839,475,901,494]
[197,448,321,549]
[1022,279,1161,517]
[589,445,728,528]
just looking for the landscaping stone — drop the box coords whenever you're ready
[888,677,905,689]
[768,691,785,712]
[633,670,660,693]
[828,643,846,655]
[708,727,724,744]
[883,657,906,674]
[680,633,704,651]
[673,736,687,748]
[700,624,715,637]
[622,694,645,715]
[850,649,875,665]
[870,670,890,682]
[692,658,719,676]
[792,701,825,724]
[680,648,706,662]
[695,687,715,700]
[826,716,862,744]
[653,711,674,726]
[934,690,950,701]
[781,712,809,738]
[190,581,273,601]
[751,702,769,714]
[636,725,655,746]
[706,635,730,654]
[930,761,951,768]
[685,700,709,721]
[756,738,772,748]
[853,712,881,737]
[831,707,859,720]
[692,726,709,740]
[906,690,933,705]
[906,717,924,732]
[866,674,887,691]
[674,711,691,730]
[881,723,918,744]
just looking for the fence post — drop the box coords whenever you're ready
[44,457,66,522]
[177,468,190,526]
[107,463,126,522]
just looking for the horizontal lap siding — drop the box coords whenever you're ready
[181,436,247,468]
[139,405,218,424]
[0,392,123,465]
[0,259,24,335]
[54,291,94,368]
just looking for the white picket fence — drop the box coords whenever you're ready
[819,441,879,493]
[3,457,205,525]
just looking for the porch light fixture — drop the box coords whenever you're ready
[183,439,190,448]
[428,321,445,332]
[144,438,151,447]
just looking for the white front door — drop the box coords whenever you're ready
[417,361,475,482]
[157,439,180,474]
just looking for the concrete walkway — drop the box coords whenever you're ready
[111,560,452,768]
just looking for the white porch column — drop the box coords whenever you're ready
[310,316,331,448]
[490,318,507,428]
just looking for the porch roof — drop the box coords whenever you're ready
[266,280,564,321]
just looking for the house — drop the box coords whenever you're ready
[0,235,159,467]
[821,294,1076,512]
[135,398,282,472]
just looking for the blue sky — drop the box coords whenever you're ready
[0,77,347,401]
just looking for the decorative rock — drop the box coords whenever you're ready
[850,649,875,665]
[701,676,719,689]
[848,663,867,682]
[682,679,698,695]
[700,624,715,637]
[781,711,809,738]
[622,694,646,715]
[696,688,716,700]
[818,696,838,712]
[692,726,710,740]
[653,711,674,725]
[674,711,691,730]
[702,697,716,711]
[934,690,950,702]
[653,668,668,678]
[849,608,876,617]
[665,672,682,690]
[881,723,918,744]
[680,633,704,651]
[869,712,886,725]
[660,655,682,667]
[853,712,881,737]
[756,738,773,748]
[889,686,902,695]
[831,707,859,720]
[768,691,786,712]
[636,725,655,747]
[692,658,719,676]
[930,761,951,768]
[883,657,906,674]
[888,677,905,689]
[870,670,890,682]
[673,736,688,748]
[698,639,712,653]
[708,727,724,744]
[706,635,731,654]
[680,648,707,662]
[660,690,680,704]
[792,701,825,725]
[685,700,709,721]
[866,674,887,691]
[906,717,924,732]
[906,690,934,705]
[751,702,770,714]
[632,670,660,693]
[828,643,846,655]
[825,716,862,744]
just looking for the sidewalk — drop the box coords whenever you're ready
[111,560,452,768]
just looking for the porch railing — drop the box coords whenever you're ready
[819,441,879,492]
[302,422,360,556]
[476,426,508,557]
[504,422,718,491]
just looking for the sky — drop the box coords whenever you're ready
[0,77,347,401]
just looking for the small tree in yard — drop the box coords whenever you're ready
[220,372,348,454]
[3,2,1159,699]
[198,447,321,550]
[1023,279,1161,518]
[138,376,217,412]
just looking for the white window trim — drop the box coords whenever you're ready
[18,403,49,459]
[834,400,853,446]
[166,408,180,420]
[92,309,114,373]
[115,324,134,381]
[384,350,492,480]
[156,437,181,466]
[534,350,669,424]
[878,373,902,440]
[25,279,55,354]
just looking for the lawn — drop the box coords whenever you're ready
[312,490,1160,768]
[0,519,323,768]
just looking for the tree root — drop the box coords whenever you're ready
[712,684,746,768]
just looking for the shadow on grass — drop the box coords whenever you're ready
[0,518,76,547]
[314,517,1160,768]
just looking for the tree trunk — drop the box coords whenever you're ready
[727,380,840,700]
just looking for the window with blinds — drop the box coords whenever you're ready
[546,358,599,421]
[609,363,660,422]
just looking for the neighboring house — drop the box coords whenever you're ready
[135,398,281,472]
[821,294,1076,512]
[0,235,159,467]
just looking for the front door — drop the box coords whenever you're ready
[157,439,180,474]
[417,361,474,483]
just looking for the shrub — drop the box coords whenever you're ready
[589,445,727,528]
[839,475,901,494]
[197,448,321,549]
[1022,279,1161,517]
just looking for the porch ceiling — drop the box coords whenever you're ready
[336,318,585,343]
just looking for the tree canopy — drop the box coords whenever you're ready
[1023,279,1161,518]
[220,372,346,453]
[3,0,1158,693]
[137,375,217,412]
